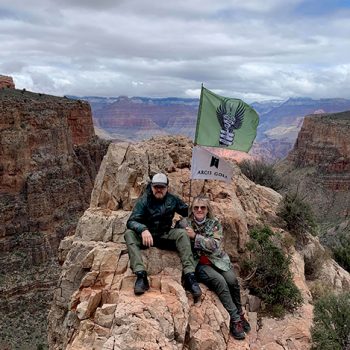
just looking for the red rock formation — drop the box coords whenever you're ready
[0,75,15,89]
[0,88,109,349]
[67,106,95,145]
[276,111,350,222]
[288,112,350,190]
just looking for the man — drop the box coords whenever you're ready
[124,173,202,298]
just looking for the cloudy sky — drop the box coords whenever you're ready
[1,0,350,101]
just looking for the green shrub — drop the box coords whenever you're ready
[239,159,283,191]
[309,281,333,301]
[304,246,331,281]
[332,232,350,272]
[277,192,317,237]
[320,223,350,273]
[244,226,303,316]
[280,232,296,250]
[311,292,350,350]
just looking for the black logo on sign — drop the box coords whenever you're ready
[210,156,219,168]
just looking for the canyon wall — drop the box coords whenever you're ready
[86,96,198,140]
[276,111,350,223]
[81,95,350,161]
[0,88,109,349]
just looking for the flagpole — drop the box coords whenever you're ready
[194,83,204,146]
[189,83,204,206]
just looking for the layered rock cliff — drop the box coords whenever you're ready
[0,88,109,349]
[80,95,350,161]
[48,135,350,350]
[0,75,15,89]
[86,96,198,140]
[276,111,350,224]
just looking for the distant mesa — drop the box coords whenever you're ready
[0,74,15,89]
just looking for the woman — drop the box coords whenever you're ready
[184,195,251,340]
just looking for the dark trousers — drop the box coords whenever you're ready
[124,228,196,275]
[196,264,242,322]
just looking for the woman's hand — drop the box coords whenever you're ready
[185,227,196,239]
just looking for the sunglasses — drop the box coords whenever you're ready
[193,206,207,211]
[152,185,167,190]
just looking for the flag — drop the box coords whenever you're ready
[194,86,259,152]
[191,146,233,183]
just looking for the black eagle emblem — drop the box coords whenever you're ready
[216,99,245,146]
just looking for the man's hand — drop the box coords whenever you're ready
[141,230,153,247]
[185,227,196,239]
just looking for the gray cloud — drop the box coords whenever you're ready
[1,0,350,101]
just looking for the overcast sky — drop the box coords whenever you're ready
[1,0,350,101]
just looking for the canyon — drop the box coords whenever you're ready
[0,85,109,349]
[77,95,350,161]
[1,73,350,349]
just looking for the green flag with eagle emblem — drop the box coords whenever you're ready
[194,86,259,152]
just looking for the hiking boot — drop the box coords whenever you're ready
[230,320,245,340]
[240,313,251,333]
[184,272,202,298]
[134,271,150,295]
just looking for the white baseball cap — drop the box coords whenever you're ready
[151,173,168,187]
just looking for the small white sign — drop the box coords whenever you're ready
[191,146,233,183]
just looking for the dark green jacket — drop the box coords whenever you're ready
[126,185,188,236]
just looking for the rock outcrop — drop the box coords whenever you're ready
[288,113,350,181]
[0,75,15,89]
[0,88,109,349]
[48,136,350,350]
[276,111,350,223]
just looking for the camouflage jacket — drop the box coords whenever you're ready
[126,185,188,236]
[185,217,232,272]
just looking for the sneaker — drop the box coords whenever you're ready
[184,272,202,298]
[240,313,251,333]
[134,271,150,295]
[230,320,245,340]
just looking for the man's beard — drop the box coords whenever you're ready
[153,192,166,200]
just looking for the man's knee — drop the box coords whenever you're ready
[168,228,188,241]
[177,229,190,242]
[175,228,187,236]
[124,229,137,244]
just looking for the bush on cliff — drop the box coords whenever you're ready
[311,292,350,350]
[322,229,350,273]
[332,232,350,273]
[243,226,303,316]
[239,159,284,191]
[277,192,317,238]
